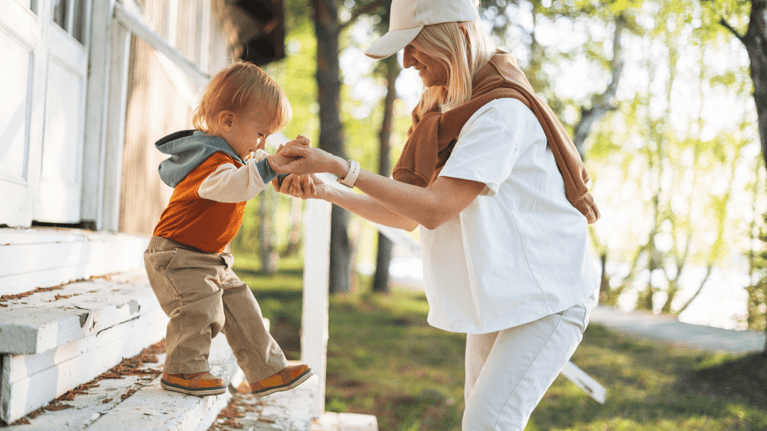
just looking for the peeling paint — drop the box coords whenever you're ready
[128,300,141,315]
[79,312,90,328]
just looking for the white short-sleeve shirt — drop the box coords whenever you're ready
[420,98,599,334]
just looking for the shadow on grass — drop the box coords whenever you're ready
[237,267,304,279]
[675,351,767,410]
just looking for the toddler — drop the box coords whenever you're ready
[144,61,312,397]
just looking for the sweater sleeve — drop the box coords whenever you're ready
[198,159,268,203]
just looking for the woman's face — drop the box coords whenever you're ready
[403,43,448,88]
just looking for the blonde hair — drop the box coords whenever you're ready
[193,62,292,133]
[410,21,495,111]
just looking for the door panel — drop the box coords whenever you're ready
[34,1,89,223]
[40,58,83,185]
[0,1,38,227]
[0,31,32,181]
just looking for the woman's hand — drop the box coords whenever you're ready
[269,146,347,177]
[272,174,325,200]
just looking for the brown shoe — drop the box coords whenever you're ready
[161,371,227,396]
[245,364,313,397]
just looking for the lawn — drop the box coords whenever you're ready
[232,254,767,431]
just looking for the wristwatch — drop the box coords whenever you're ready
[337,159,360,188]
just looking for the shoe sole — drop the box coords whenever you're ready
[161,379,227,397]
[250,368,313,397]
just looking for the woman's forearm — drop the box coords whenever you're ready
[325,156,466,230]
[323,184,419,231]
[274,147,483,230]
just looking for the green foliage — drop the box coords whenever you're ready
[579,0,760,317]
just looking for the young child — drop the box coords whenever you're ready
[144,61,312,397]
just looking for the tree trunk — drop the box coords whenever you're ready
[739,3,767,350]
[372,56,399,294]
[313,0,350,294]
[598,251,608,302]
[573,13,625,159]
[742,1,767,171]
[281,197,303,257]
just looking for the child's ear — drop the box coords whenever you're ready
[218,111,235,131]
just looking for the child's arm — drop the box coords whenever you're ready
[197,137,308,203]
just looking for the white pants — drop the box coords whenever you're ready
[462,291,598,430]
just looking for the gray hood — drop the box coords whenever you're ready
[155,130,243,188]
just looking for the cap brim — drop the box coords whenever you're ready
[364,26,423,60]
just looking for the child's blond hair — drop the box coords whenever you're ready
[193,62,292,133]
[411,21,495,112]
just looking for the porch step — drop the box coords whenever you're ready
[0,269,168,424]
[0,269,162,354]
[2,334,245,430]
[312,413,379,431]
[0,228,149,296]
[207,377,379,431]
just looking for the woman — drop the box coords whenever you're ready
[273,0,600,428]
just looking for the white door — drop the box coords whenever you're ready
[0,0,41,227]
[0,0,90,227]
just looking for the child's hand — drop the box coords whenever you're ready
[269,135,311,170]
[277,135,310,156]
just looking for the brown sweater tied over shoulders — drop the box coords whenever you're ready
[392,50,600,224]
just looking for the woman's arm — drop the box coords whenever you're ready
[273,148,485,230]
[324,183,421,231]
[275,174,419,231]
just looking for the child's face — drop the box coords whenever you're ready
[219,106,273,160]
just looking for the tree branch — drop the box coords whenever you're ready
[340,0,387,31]
[674,264,713,316]
[720,17,745,42]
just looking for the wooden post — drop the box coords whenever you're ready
[100,20,131,231]
[301,199,331,418]
[80,0,115,228]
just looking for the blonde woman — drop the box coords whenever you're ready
[273,0,600,428]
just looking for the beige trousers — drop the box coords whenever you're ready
[144,236,288,382]
[463,290,598,430]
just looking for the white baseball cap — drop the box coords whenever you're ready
[364,0,481,60]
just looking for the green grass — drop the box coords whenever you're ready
[232,257,767,431]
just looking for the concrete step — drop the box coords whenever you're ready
[0,228,148,296]
[3,334,245,430]
[0,270,168,424]
[312,413,379,431]
[210,374,317,430]
[207,378,378,431]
